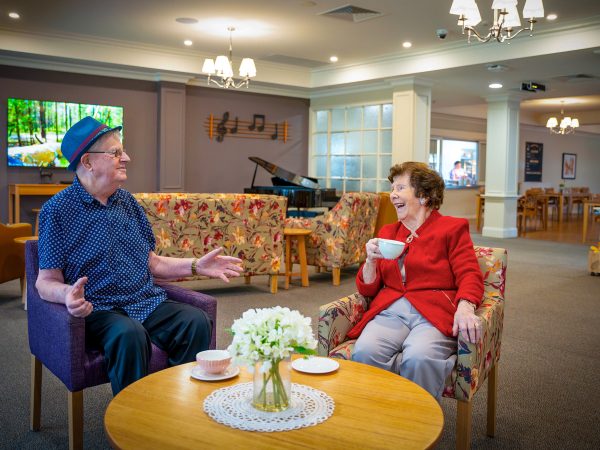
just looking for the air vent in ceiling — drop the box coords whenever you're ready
[319,4,384,23]
[262,54,326,68]
[486,64,509,72]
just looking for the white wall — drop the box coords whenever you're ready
[519,125,600,194]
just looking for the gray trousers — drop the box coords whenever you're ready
[351,297,456,400]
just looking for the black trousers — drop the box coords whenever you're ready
[85,299,211,395]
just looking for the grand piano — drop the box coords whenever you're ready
[244,156,338,216]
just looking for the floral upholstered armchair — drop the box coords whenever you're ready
[134,193,287,293]
[318,246,507,449]
[284,192,380,285]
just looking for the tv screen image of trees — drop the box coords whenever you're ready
[7,98,123,168]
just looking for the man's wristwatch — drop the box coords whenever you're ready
[191,258,199,276]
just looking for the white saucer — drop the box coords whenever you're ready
[292,357,339,374]
[190,365,240,381]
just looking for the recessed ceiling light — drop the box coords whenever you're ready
[175,17,199,24]
[8,12,20,19]
[329,56,338,63]
[546,13,558,21]
[184,40,193,46]
[489,83,503,89]
[402,41,412,48]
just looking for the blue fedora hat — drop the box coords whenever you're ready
[61,116,122,171]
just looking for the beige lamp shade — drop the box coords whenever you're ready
[202,58,216,74]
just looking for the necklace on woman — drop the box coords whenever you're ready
[404,224,420,243]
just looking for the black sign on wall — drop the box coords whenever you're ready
[524,142,543,182]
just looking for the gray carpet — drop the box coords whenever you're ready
[1,235,599,449]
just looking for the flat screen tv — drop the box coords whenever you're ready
[7,98,123,168]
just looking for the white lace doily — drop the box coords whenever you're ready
[203,382,334,432]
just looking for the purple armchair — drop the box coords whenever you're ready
[26,240,217,450]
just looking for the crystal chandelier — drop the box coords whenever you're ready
[449,0,545,43]
[546,103,580,135]
[201,27,256,89]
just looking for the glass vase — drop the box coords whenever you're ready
[252,356,291,412]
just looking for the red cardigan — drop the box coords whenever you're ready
[347,210,483,339]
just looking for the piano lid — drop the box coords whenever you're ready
[249,156,320,190]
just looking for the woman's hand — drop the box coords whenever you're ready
[362,238,384,284]
[452,300,482,344]
[365,238,383,263]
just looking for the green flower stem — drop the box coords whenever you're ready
[254,358,289,411]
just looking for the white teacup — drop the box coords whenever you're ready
[378,238,406,259]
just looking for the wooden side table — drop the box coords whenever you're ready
[283,228,312,289]
[14,236,38,309]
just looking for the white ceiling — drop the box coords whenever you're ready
[1,0,600,128]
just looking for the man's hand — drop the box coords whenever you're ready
[65,277,93,317]
[452,300,481,344]
[195,248,243,283]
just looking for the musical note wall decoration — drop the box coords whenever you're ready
[248,114,265,132]
[215,111,229,142]
[271,123,278,140]
[230,117,239,134]
[206,113,290,143]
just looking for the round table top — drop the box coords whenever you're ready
[14,236,38,244]
[104,358,443,450]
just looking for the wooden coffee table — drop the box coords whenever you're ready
[104,358,443,449]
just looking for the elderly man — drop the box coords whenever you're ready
[36,116,243,394]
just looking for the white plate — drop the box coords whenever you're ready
[292,357,340,374]
[190,364,240,381]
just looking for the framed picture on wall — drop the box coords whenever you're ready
[562,153,577,179]
[524,142,543,182]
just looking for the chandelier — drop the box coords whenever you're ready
[546,103,580,135]
[201,27,256,89]
[449,0,545,43]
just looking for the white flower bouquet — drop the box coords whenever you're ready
[227,306,317,411]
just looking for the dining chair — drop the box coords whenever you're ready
[26,240,217,450]
[517,196,539,236]
[570,187,589,218]
[542,188,558,221]
[317,246,507,450]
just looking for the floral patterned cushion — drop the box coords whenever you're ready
[134,193,287,278]
[284,192,380,269]
[317,246,507,402]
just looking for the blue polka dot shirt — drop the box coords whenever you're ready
[38,176,166,322]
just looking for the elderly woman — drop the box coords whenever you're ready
[349,161,483,400]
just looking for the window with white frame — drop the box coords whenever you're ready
[312,104,393,193]
[429,137,480,188]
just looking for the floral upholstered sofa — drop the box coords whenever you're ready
[284,192,380,285]
[317,246,507,449]
[134,193,287,293]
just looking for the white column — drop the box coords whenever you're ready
[482,94,522,238]
[391,78,432,164]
